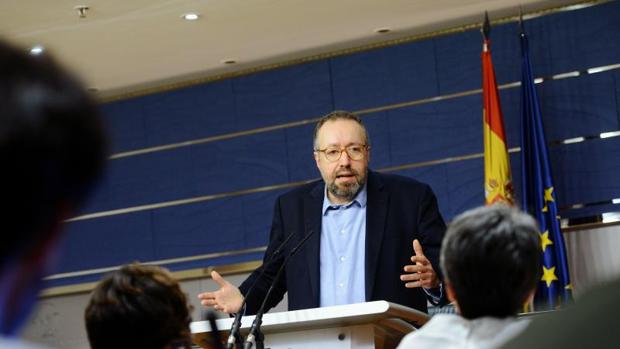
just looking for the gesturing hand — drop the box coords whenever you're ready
[400,239,439,289]
[197,270,244,313]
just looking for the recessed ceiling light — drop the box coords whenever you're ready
[74,5,89,18]
[29,45,45,55]
[375,27,391,34]
[182,13,200,21]
[221,59,237,65]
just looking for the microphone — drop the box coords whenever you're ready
[225,231,296,349]
[243,230,315,349]
[205,310,224,349]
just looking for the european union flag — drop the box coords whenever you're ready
[519,26,572,309]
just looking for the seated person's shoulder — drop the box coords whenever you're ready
[398,314,466,349]
[398,315,529,349]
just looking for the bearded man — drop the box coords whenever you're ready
[198,110,447,314]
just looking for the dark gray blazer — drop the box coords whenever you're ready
[239,170,447,314]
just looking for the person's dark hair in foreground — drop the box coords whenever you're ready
[441,204,541,318]
[85,264,193,349]
[0,38,107,337]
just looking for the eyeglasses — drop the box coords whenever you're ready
[315,144,368,162]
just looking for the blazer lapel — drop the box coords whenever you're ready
[365,171,389,301]
[303,181,323,308]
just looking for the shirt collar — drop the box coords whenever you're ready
[322,182,368,215]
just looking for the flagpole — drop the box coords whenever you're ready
[482,11,514,206]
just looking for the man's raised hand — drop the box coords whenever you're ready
[400,239,439,289]
[197,270,244,313]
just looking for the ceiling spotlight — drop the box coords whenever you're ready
[29,45,45,55]
[375,27,391,34]
[221,59,237,65]
[74,5,89,18]
[182,13,200,21]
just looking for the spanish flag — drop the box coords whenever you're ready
[482,13,514,205]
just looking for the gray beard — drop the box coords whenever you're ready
[328,178,364,202]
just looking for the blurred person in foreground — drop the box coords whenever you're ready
[501,278,620,349]
[398,204,541,349]
[0,39,107,347]
[85,264,193,349]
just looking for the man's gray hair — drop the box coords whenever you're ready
[313,110,370,149]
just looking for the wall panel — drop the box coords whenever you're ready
[50,1,620,287]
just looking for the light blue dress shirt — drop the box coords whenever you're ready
[319,184,367,307]
[318,183,442,307]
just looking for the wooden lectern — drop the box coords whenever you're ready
[191,301,428,349]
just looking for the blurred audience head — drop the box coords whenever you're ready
[0,39,106,335]
[440,204,541,319]
[85,264,193,349]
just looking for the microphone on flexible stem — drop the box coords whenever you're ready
[243,230,315,349]
[205,310,224,349]
[225,231,296,349]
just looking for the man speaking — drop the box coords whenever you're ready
[199,111,446,314]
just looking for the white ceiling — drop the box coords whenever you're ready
[0,0,584,99]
